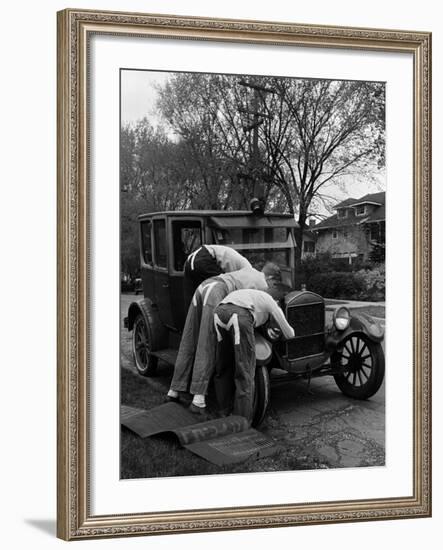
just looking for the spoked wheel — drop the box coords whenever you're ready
[132,313,158,376]
[332,333,384,399]
[251,365,271,427]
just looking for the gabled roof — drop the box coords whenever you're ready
[314,213,351,230]
[334,197,358,209]
[334,191,385,209]
[314,191,385,231]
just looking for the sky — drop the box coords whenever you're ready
[121,69,169,125]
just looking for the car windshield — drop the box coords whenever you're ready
[240,249,291,271]
[212,226,294,279]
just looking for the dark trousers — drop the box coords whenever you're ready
[183,247,223,312]
[213,304,256,423]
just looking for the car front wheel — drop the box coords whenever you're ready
[332,333,384,399]
[132,313,158,376]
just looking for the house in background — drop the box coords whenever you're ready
[312,191,385,264]
[301,225,316,257]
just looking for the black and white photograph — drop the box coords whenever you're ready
[1,0,437,545]
[119,69,387,479]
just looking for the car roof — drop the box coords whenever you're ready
[138,210,298,228]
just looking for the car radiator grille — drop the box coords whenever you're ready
[286,303,325,359]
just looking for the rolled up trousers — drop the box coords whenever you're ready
[170,278,229,396]
[213,304,256,422]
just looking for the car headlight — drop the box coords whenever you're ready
[333,306,351,331]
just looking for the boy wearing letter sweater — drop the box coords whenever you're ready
[167,264,281,413]
[183,245,251,309]
[213,289,295,423]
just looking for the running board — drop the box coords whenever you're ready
[151,348,178,366]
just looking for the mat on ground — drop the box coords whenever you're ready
[121,402,280,466]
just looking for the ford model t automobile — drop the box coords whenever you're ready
[124,209,385,426]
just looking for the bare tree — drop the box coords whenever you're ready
[156,75,384,257]
[157,74,237,209]
[157,73,274,209]
[124,74,385,269]
[259,78,385,264]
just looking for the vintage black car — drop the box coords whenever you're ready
[124,209,385,426]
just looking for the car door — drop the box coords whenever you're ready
[152,217,173,328]
[169,217,203,330]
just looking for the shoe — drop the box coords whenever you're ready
[188,403,207,415]
[165,395,180,404]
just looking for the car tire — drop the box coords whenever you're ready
[251,365,271,427]
[132,313,158,377]
[332,333,385,399]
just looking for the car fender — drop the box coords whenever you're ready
[125,298,168,351]
[255,332,273,366]
[326,312,384,350]
[125,298,151,331]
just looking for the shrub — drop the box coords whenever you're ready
[306,266,385,301]
[369,242,386,263]
[301,252,336,279]
[355,265,385,301]
[300,252,373,278]
[308,271,365,299]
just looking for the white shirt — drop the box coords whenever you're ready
[218,267,268,293]
[204,245,251,272]
[220,289,295,339]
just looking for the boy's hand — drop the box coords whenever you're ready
[265,327,282,342]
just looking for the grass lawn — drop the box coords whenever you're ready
[120,367,328,479]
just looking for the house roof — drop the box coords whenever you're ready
[335,191,385,209]
[314,213,350,230]
[314,191,385,231]
[334,197,358,208]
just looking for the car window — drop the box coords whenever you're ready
[140,221,153,265]
[153,219,167,268]
[172,220,202,271]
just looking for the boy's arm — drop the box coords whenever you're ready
[234,250,252,269]
[267,299,295,340]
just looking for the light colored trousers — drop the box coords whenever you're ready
[170,278,229,395]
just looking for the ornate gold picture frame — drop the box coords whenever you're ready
[57,8,431,540]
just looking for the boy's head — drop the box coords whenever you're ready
[261,262,282,285]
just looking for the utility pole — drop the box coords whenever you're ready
[238,79,275,209]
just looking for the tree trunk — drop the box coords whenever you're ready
[294,226,304,271]
[295,211,306,271]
